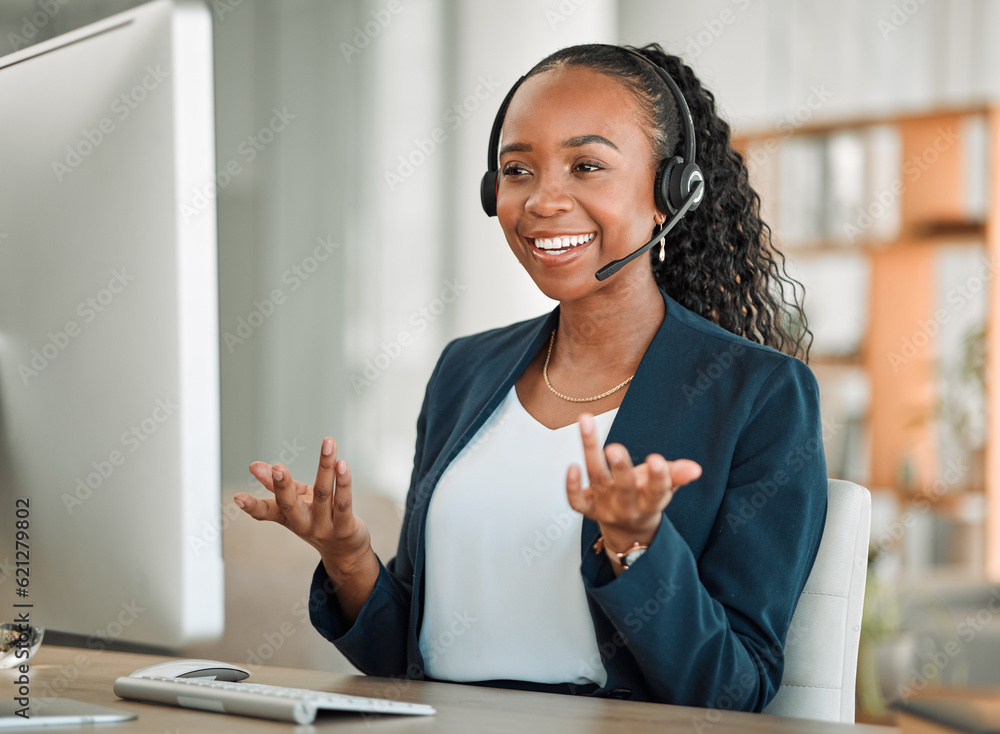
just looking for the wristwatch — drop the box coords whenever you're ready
[593,536,649,570]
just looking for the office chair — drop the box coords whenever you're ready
[762,479,872,723]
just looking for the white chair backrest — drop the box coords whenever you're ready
[762,479,872,723]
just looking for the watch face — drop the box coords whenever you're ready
[623,547,647,568]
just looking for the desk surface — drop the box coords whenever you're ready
[3,645,898,733]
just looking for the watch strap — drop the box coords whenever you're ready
[592,536,649,570]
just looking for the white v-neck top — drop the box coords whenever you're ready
[418,385,618,686]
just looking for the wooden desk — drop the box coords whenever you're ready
[3,645,899,733]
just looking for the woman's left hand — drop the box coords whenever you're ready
[566,413,702,556]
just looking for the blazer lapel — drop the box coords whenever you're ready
[411,307,560,608]
[415,307,559,503]
[579,289,676,559]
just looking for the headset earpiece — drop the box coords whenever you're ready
[480,74,526,218]
[668,161,705,214]
[655,156,681,215]
[480,171,499,217]
[657,156,704,216]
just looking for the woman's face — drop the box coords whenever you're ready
[496,65,664,303]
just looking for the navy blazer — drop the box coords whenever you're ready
[309,289,827,711]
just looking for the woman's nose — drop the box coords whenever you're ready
[524,173,573,217]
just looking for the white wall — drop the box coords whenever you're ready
[618,0,1000,132]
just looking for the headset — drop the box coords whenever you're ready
[479,45,705,281]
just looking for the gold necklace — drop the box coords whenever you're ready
[543,329,634,403]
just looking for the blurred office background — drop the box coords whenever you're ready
[2,0,998,722]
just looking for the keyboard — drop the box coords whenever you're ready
[113,675,436,725]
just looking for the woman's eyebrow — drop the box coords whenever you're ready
[498,141,531,156]
[562,134,619,151]
[498,134,620,157]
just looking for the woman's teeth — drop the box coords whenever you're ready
[533,233,595,252]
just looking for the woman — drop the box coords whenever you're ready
[235,43,827,711]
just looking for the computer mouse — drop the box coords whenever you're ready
[129,659,251,682]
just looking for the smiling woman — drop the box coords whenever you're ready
[237,43,828,713]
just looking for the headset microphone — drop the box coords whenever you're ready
[594,178,702,281]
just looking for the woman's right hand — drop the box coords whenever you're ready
[235,438,378,604]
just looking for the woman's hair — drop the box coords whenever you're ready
[524,43,812,361]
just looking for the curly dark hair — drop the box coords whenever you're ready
[525,43,812,361]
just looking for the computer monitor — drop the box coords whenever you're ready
[0,0,223,649]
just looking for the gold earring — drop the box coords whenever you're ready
[655,217,666,262]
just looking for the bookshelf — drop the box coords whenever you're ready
[733,105,1000,582]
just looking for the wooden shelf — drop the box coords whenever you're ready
[909,220,987,239]
[737,104,1000,581]
[732,101,994,145]
[779,226,986,255]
